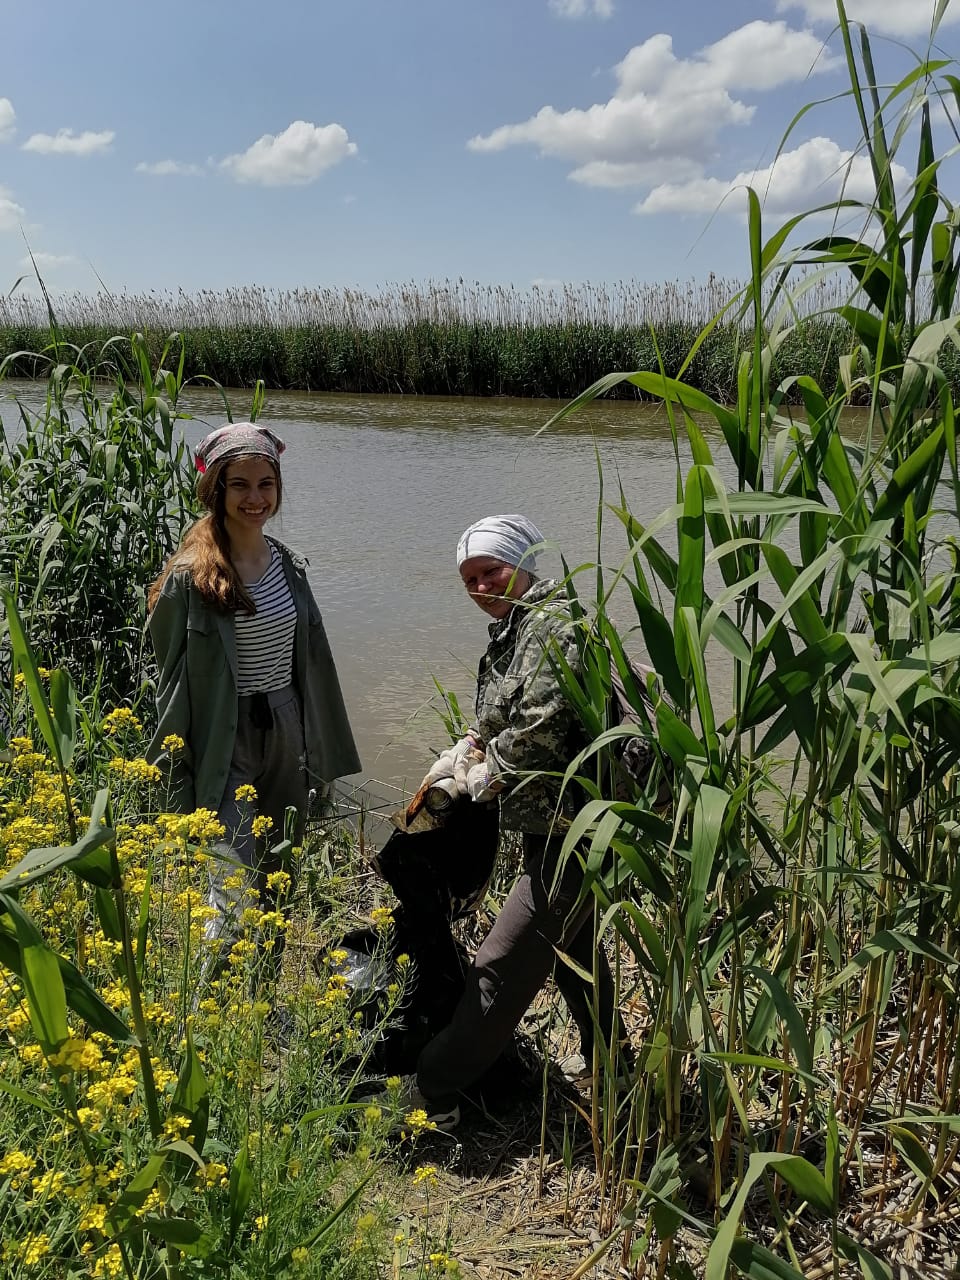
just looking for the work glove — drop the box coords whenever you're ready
[451,742,484,791]
[420,735,480,790]
[464,760,498,803]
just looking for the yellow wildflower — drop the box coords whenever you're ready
[108,757,162,785]
[370,905,394,931]
[412,1163,440,1188]
[20,1234,51,1266]
[78,1202,108,1232]
[92,1243,125,1277]
[0,1150,33,1186]
[403,1109,436,1135]
[200,1161,228,1188]
[48,1035,103,1073]
[162,733,185,753]
[102,707,143,736]
[234,783,257,802]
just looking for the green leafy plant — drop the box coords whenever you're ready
[539,2,960,1272]
[0,332,196,707]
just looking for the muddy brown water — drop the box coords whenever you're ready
[2,382,870,815]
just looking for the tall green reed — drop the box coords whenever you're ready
[0,277,876,402]
[543,3,960,1273]
[0,333,196,707]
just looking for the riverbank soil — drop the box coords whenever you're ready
[386,1000,960,1279]
[289,832,960,1279]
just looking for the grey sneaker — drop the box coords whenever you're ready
[365,1075,460,1133]
[558,1051,634,1092]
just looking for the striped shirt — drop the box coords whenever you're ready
[235,546,297,695]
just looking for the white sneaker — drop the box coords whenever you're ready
[559,1052,592,1085]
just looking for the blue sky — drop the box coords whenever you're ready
[0,0,954,300]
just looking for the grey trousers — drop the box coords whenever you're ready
[205,686,307,983]
[416,832,623,1101]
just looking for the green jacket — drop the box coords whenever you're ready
[147,536,361,813]
[475,578,585,835]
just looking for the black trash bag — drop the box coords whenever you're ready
[328,792,499,1077]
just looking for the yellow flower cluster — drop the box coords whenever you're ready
[412,1164,440,1188]
[91,1244,125,1277]
[402,1109,437,1135]
[4,1233,52,1267]
[199,1161,229,1188]
[429,1252,461,1275]
[0,727,409,1276]
[48,1035,104,1073]
[0,1150,34,1187]
[265,868,291,894]
[158,809,226,843]
[370,905,394,931]
[101,707,143,736]
[108,757,162,785]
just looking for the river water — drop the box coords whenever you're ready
[3,381,740,803]
[212,389,710,796]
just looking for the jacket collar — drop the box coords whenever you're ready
[486,576,559,642]
[266,534,309,574]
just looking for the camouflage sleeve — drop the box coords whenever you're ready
[484,609,581,780]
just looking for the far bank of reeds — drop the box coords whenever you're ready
[3,276,940,400]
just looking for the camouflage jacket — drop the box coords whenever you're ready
[473,578,586,835]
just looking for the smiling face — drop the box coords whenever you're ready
[221,455,280,539]
[459,555,532,621]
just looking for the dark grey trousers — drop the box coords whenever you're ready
[416,832,623,1101]
[205,686,306,980]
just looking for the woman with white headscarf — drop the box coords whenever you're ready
[397,514,626,1129]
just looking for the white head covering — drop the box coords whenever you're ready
[456,514,544,571]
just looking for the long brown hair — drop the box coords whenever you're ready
[147,454,283,614]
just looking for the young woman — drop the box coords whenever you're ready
[405,513,627,1128]
[147,421,360,984]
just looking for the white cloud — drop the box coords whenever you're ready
[634,135,910,217]
[219,120,357,186]
[19,251,76,270]
[0,187,25,232]
[22,128,114,156]
[135,159,203,177]
[0,99,15,143]
[548,0,614,18]
[778,0,957,38]
[468,22,836,188]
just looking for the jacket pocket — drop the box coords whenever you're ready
[186,607,226,677]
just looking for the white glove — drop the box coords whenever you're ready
[465,760,498,803]
[453,746,487,793]
[420,736,478,789]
